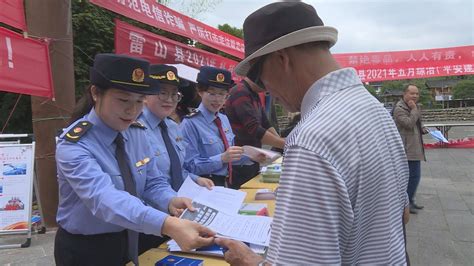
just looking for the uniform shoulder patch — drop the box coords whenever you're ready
[130,120,146,129]
[184,109,200,119]
[65,121,93,142]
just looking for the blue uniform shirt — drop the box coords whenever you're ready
[56,108,176,236]
[138,107,199,185]
[180,103,251,176]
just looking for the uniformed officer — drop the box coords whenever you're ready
[54,54,214,266]
[138,64,214,191]
[180,66,264,187]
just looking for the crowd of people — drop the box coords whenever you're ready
[54,2,424,265]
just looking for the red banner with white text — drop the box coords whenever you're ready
[0,0,27,31]
[0,27,54,98]
[335,45,474,82]
[91,0,245,59]
[115,20,239,79]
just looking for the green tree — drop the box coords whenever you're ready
[0,93,32,134]
[364,84,378,99]
[452,80,474,99]
[218,24,243,39]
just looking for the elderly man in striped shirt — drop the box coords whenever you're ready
[215,2,410,265]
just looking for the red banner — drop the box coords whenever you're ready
[335,45,474,82]
[91,0,244,59]
[0,0,27,31]
[115,19,239,79]
[0,27,54,98]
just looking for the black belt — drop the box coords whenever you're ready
[58,226,126,240]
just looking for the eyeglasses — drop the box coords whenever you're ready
[205,91,229,100]
[247,54,267,89]
[157,91,183,102]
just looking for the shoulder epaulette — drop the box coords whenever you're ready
[65,121,93,142]
[130,120,147,129]
[184,109,200,119]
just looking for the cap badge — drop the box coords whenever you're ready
[166,71,176,81]
[216,73,225,82]
[132,68,145,83]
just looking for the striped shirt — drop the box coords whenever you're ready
[266,68,409,265]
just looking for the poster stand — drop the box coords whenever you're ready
[0,134,38,249]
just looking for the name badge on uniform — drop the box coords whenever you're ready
[135,157,150,168]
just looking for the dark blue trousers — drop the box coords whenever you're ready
[407,160,421,204]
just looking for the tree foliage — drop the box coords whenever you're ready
[218,24,243,39]
[453,80,474,99]
[364,84,378,98]
[0,93,32,133]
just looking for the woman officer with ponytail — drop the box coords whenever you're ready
[54,54,214,266]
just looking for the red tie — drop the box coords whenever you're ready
[214,115,233,185]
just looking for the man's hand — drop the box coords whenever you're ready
[422,126,429,134]
[215,238,264,266]
[162,216,215,251]
[403,206,410,224]
[197,177,214,189]
[222,146,244,163]
[168,197,194,217]
[407,100,417,110]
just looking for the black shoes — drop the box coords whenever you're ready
[409,203,424,214]
[412,203,424,209]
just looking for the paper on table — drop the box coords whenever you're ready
[180,202,272,246]
[177,177,246,214]
[429,130,449,143]
[243,145,281,165]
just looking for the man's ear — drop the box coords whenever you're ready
[274,49,292,74]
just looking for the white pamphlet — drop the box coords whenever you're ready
[242,145,281,165]
[178,177,246,214]
[180,202,272,246]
